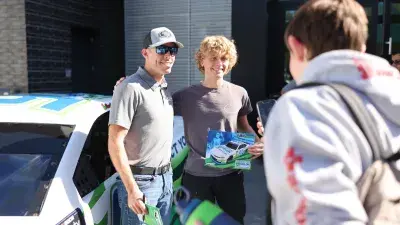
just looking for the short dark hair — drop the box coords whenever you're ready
[143,32,152,49]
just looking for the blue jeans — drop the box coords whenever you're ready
[117,169,173,225]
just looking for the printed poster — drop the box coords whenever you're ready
[205,130,255,170]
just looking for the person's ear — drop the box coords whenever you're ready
[287,35,307,61]
[361,44,366,53]
[141,48,149,59]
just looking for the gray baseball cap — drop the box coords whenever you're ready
[143,27,184,49]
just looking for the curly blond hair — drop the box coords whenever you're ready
[195,36,238,74]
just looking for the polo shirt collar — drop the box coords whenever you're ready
[137,66,168,91]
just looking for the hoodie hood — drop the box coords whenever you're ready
[298,50,400,126]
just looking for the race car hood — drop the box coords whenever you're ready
[211,146,233,158]
[0,93,112,125]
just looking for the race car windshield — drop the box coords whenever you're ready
[0,123,74,216]
[225,142,239,150]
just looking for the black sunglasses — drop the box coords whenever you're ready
[392,60,400,65]
[155,45,178,56]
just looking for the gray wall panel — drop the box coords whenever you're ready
[190,11,232,84]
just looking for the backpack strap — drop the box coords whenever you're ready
[386,149,400,162]
[295,82,382,161]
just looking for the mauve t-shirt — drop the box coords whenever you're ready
[172,81,252,177]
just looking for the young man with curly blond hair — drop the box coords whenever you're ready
[261,0,400,224]
[172,35,263,223]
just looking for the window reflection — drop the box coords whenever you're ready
[391,3,400,53]
[377,2,400,56]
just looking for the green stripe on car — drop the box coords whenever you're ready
[172,146,189,169]
[89,183,106,209]
[172,146,189,182]
[94,213,108,225]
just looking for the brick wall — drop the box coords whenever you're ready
[25,0,94,92]
[0,0,28,93]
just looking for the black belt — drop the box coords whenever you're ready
[130,163,171,175]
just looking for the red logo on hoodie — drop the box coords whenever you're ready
[284,148,307,224]
[284,147,303,192]
[354,58,373,80]
[295,197,307,225]
[354,58,398,80]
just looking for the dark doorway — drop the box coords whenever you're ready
[266,1,302,98]
[71,27,98,93]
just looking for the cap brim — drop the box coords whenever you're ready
[149,40,184,48]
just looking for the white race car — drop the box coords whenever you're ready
[210,141,249,164]
[0,93,186,225]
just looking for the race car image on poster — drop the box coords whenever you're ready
[204,130,255,170]
[210,141,249,164]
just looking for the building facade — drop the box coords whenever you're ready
[0,0,398,124]
[0,0,125,94]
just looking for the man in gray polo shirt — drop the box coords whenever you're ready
[108,27,183,224]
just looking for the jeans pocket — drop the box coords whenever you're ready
[133,174,154,188]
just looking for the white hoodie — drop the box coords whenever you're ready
[263,50,400,225]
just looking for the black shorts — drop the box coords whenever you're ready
[182,171,246,224]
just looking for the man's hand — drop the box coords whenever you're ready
[248,141,264,159]
[127,189,148,215]
[256,117,264,136]
[108,125,146,215]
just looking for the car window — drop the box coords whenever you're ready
[73,112,115,197]
[225,142,239,150]
[0,123,74,216]
[239,144,246,149]
[0,123,73,154]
